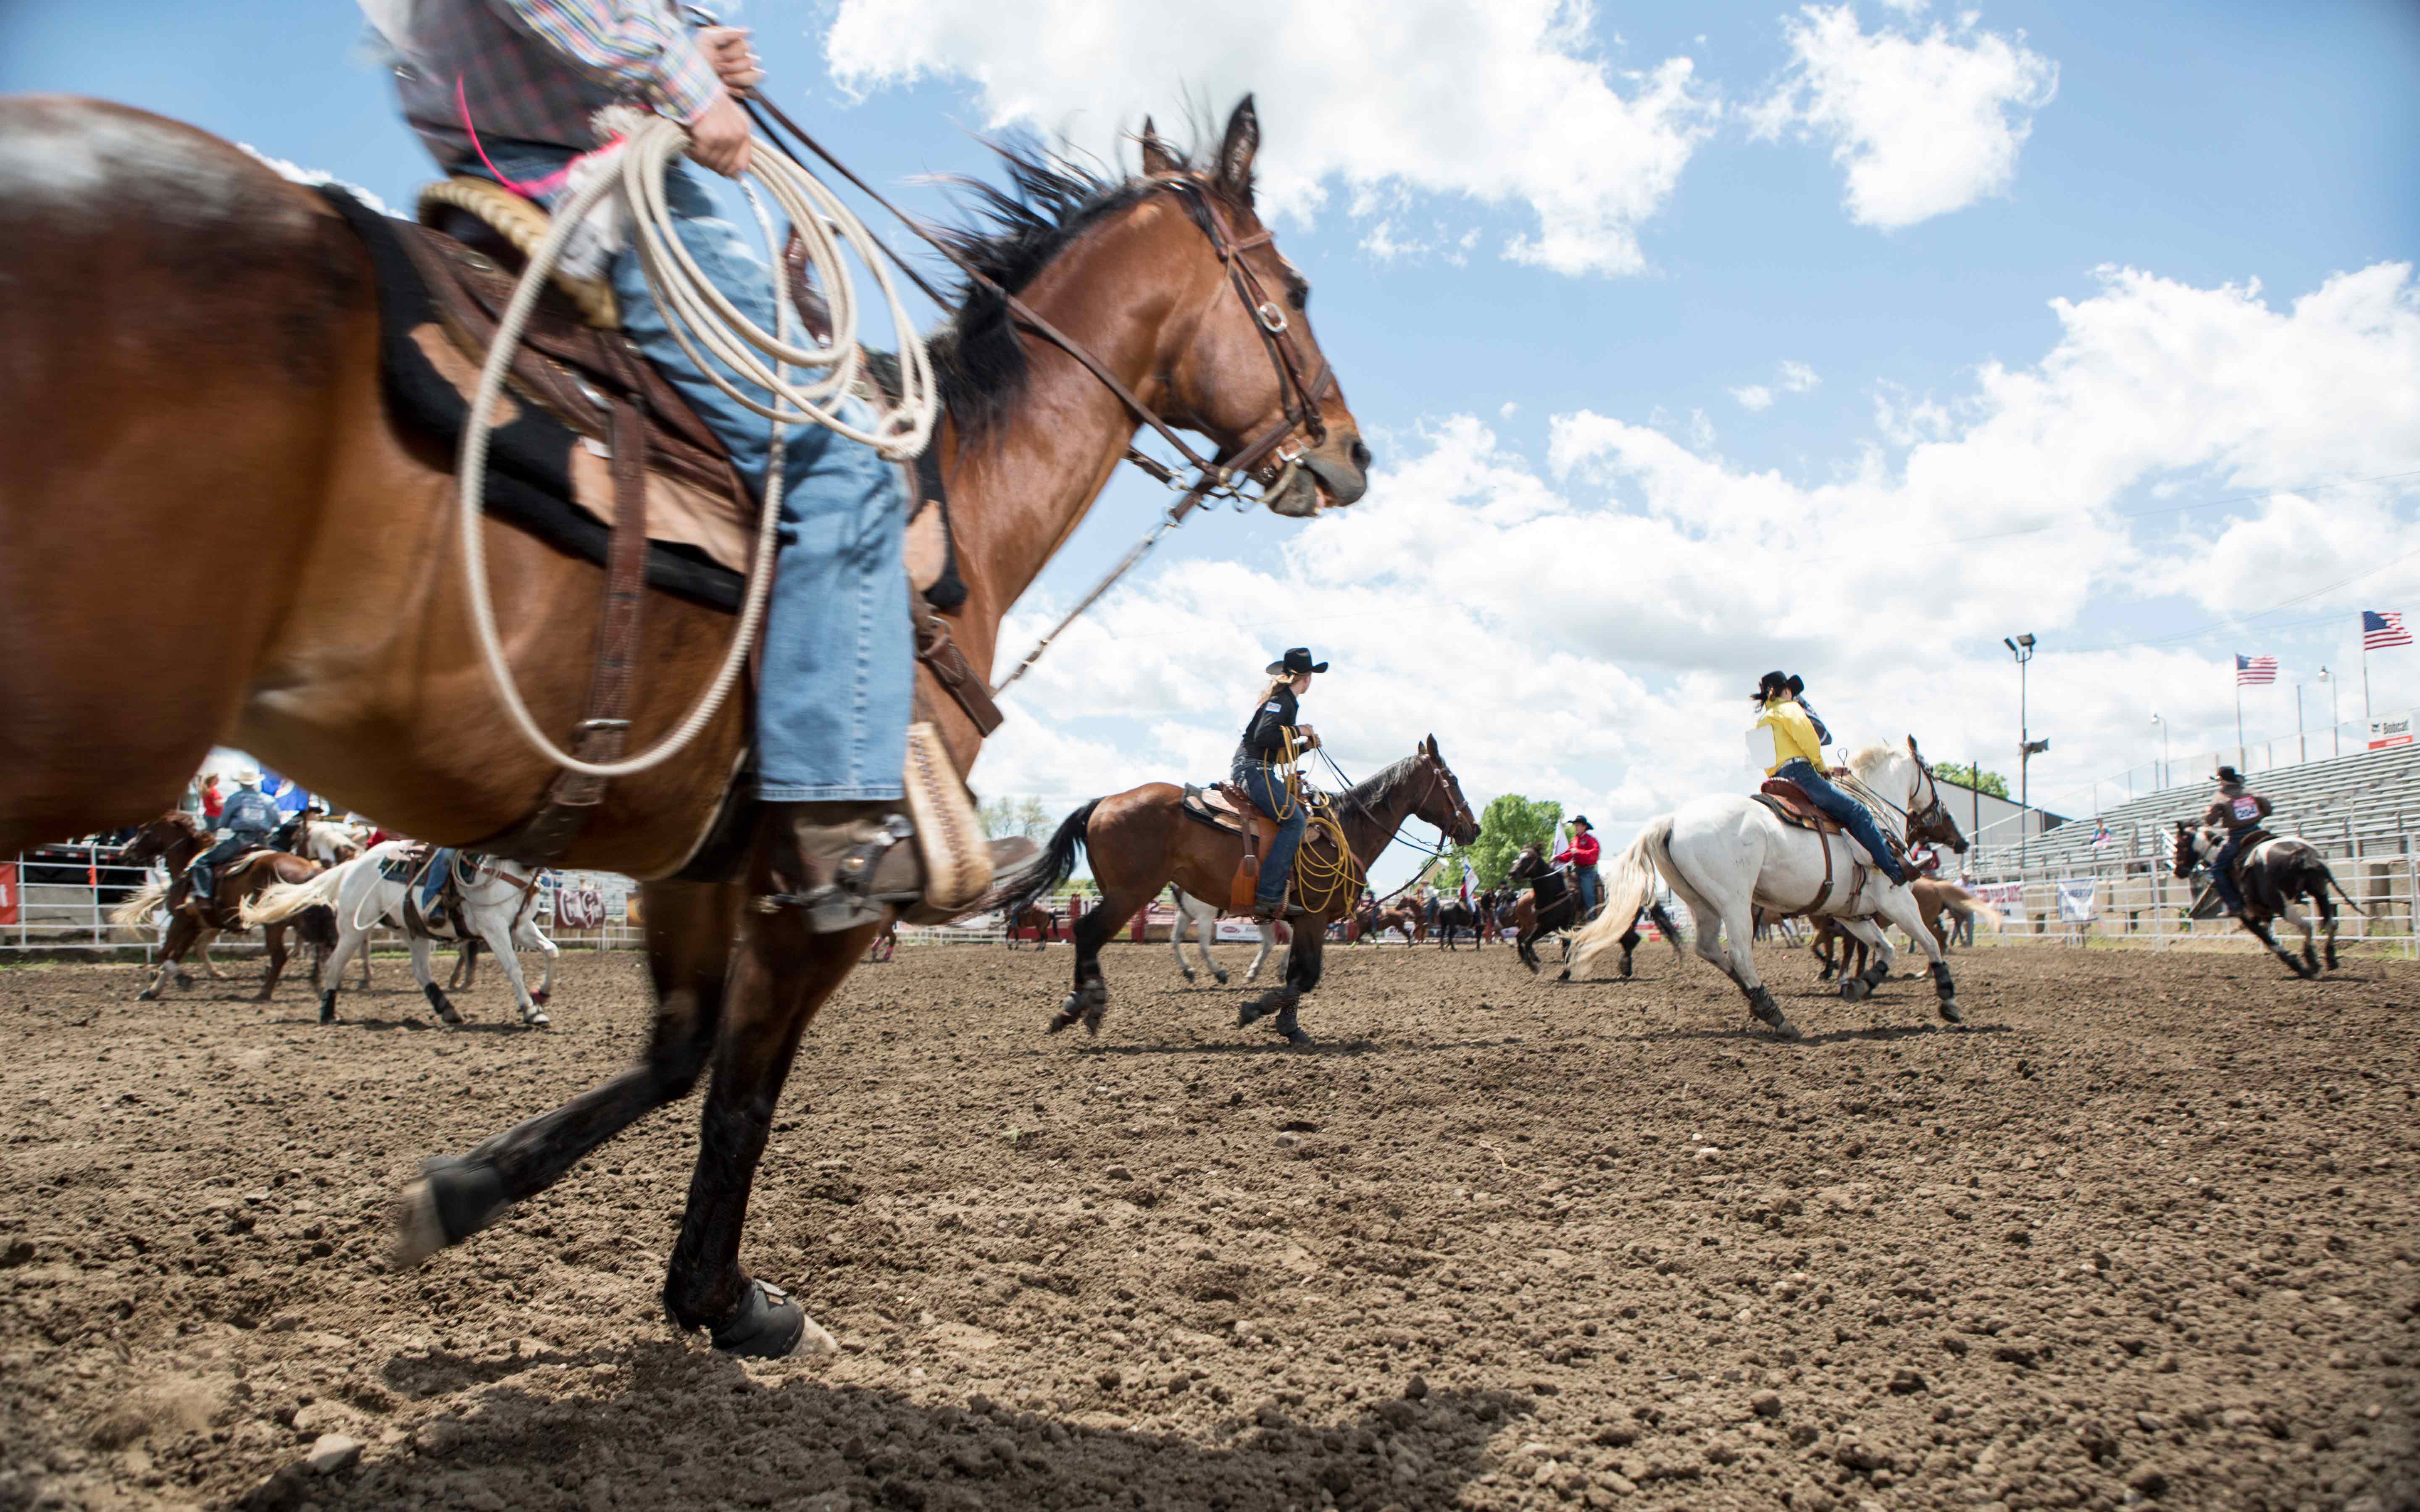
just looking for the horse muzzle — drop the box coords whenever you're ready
[1265,432,1370,519]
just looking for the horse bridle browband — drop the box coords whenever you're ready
[742,96,1334,502]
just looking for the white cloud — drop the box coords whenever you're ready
[1731,384,1776,412]
[1750,4,2057,229]
[824,0,1716,276]
[1778,360,1822,392]
[973,262,2420,863]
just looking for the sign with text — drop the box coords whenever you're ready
[0,863,16,927]
[2369,713,2413,750]
[2056,879,2098,922]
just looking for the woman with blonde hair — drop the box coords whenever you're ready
[1231,648,1327,921]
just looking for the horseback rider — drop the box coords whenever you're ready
[1553,815,1602,916]
[375,0,1023,930]
[2201,765,2273,917]
[1754,671,1908,887]
[1233,648,1325,922]
[187,767,280,904]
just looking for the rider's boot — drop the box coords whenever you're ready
[769,803,1034,932]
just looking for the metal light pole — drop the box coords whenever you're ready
[2005,634,2047,872]
[2296,679,2307,765]
[2151,713,2169,792]
[2319,666,2338,758]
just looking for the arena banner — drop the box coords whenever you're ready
[2056,879,2098,922]
[2368,712,2413,750]
[0,863,16,927]
[1214,916,1260,942]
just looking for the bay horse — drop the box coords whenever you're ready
[2172,821,2361,977]
[1808,879,1998,981]
[0,97,1366,1356]
[110,842,333,1002]
[1005,737,1479,1043]
[1004,902,1060,949]
[1353,898,1420,944]
[1565,740,1970,1037]
[1502,844,1681,976]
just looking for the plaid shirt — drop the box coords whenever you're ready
[387,0,720,168]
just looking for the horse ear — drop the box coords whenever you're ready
[1215,96,1259,205]
[1907,734,1922,760]
[1138,117,1181,177]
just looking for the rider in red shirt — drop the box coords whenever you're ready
[1553,816,1603,915]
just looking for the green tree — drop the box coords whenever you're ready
[1449,793,1564,890]
[1933,764,2009,798]
[979,795,1055,839]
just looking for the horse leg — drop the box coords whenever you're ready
[192,928,222,981]
[2238,914,2311,979]
[1618,926,1640,979]
[1169,911,1195,982]
[450,938,479,990]
[1873,891,1960,1023]
[1835,915,1898,1003]
[1244,921,1275,983]
[523,923,558,1004]
[2278,895,2320,976]
[1048,900,1120,1036]
[1242,930,1322,1045]
[1709,895,1796,1040]
[478,910,547,1027]
[2316,880,2341,971]
[140,914,199,1000]
[257,922,289,1001]
[316,921,366,1026]
[409,934,465,1024]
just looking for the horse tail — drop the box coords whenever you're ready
[110,878,170,929]
[1940,885,2002,931]
[991,799,1099,918]
[241,859,347,928]
[1567,818,1670,977]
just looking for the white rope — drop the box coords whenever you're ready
[456,110,934,779]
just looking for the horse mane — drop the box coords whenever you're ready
[1335,756,1420,819]
[930,129,1228,439]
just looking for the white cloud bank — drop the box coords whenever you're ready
[1750,4,2057,229]
[972,262,2420,850]
[823,0,1714,276]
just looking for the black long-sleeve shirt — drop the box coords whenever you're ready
[1232,685,1305,778]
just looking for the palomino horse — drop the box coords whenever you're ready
[1168,885,1278,984]
[245,842,555,1026]
[1502,843,1681,976]
[1565,740,1970,1038]
[110,843,333,1002]
[2172,822,2361,978]
[0,98,1365,1356]
[1006,738,1479,1044]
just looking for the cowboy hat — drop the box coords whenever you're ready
[1265,647,1329,676]
[2214,766,2244,784]
[1569,815,1592,829]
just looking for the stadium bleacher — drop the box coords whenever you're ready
[1970,740,2420,877]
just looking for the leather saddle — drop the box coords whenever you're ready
[1755,777,1844,835]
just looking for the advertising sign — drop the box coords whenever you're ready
[2056,879,2098,922]
[2369,713,2413,750]
[0,863,16,927]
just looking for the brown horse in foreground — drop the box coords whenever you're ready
[1005,738,1479,1043]
[0,97,1366,1355]
[110,824,334,1001]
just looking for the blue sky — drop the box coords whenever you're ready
[10,0,2417,879]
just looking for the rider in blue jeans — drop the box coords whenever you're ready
[1234,649,1327,921]
[1755,671,1908,887]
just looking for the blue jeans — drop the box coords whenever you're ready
[1570,864,1603,915]
[1774,759,1906,884]
[2211,832,2250,911]
[466,145,910,801]
[1238,766,1307,910]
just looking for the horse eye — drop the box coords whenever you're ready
[1288,284,1308,311]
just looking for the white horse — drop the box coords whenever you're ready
[244,842,555,1027]
[1565,739,1969,1039]
[1167,885,1278,984]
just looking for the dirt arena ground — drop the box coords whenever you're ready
[2,935,2415,1512]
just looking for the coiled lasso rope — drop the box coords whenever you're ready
[456,108,939,779]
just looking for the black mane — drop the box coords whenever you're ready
[930,135,1201,439]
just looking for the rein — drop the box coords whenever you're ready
[738,95,1337,698]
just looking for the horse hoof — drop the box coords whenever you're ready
[1769,1016,1801,1042]
[1620,958,1634,979]
[137,989,159,1002]
[1555,969,1570,983]
[1280,1026,1312,1047]
[387,1156,507,1270]
[1214,971,1230,985]
[522,1010,551,1028]
[1045,1011,1077,1035]
[1237,1000,1267,1028]
[707,1280,815,1358]
[1938,999,1965,1025]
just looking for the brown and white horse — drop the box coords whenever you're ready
[0,97,1364,1355]
[111,819,332,1002]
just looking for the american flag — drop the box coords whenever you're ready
[2236,654,2278,685]
[2364,609,2413,651]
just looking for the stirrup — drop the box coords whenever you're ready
[757,815,917,933]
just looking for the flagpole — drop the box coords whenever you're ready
[2235,675,2244,770]
[2363,636,2372,729]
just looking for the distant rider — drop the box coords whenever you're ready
[1234,648,1325,922]
[187,768,279,903]
[1755,671,1907,886]
[2201,766,2273,917]
[1553,815,1603,915]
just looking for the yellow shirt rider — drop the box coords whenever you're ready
[1754,671,1907,886]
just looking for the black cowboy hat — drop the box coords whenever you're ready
[1266,647,1329,676]
[1570,815,1592,829]
[2214,766,2244,784]
[1786,674,1806,695]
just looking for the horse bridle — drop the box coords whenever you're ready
[740,96,1334,503]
